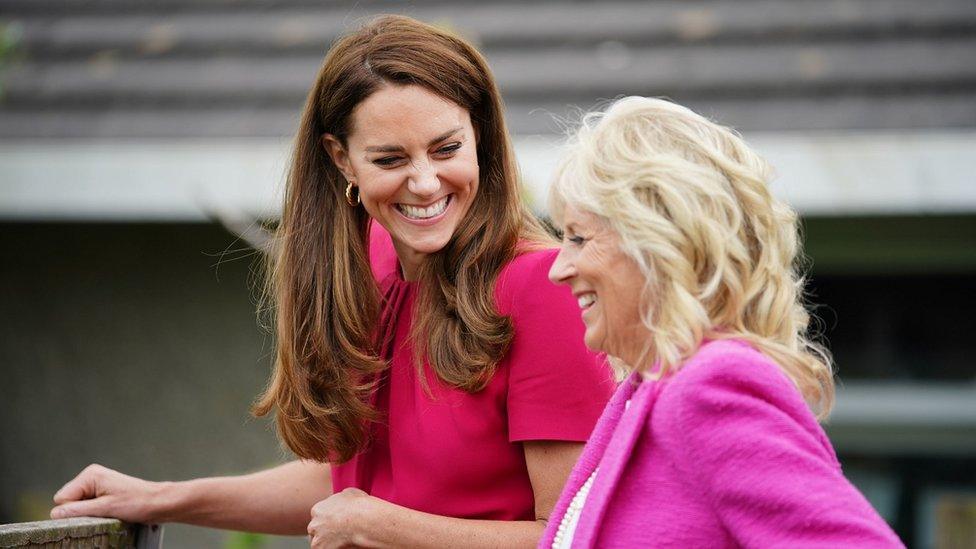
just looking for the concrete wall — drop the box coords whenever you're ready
[0,222,304,548]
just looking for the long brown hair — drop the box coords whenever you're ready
[253,15,549,463]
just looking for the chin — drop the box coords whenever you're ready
[583,332,606,354]
[407,233,454,255]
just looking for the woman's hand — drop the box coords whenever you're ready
[308,488,387,549]
[50,464,168,523]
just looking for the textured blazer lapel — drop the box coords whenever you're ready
[573,375,662,548]
[541,373,640,548]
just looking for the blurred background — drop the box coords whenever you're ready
[1,1,974,547]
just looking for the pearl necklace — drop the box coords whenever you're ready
[552,468,598,548]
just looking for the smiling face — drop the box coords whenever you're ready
[548,205,650,364]
[324,84,479,279]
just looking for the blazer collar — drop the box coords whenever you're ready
[573,371,664,547]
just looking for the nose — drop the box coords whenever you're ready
[548,246,576,285]
[407,159,440,198]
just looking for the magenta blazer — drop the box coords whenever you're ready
[541,339,904,548]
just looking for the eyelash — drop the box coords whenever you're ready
[564,234,585,246]
[373,156,400,167]
[372,142,462,167]
[436,143,462,155]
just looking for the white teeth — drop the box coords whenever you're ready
[398,196,450,220]
[577,294,596,308]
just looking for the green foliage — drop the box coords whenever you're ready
[0,20,23,100]
[223,531,268,549]
[15,490,54,522]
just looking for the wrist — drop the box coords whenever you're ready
[148,480,183,524]
[351,495,393,547]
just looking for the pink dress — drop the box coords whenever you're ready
[331,223,615,520]
[541,339,904,548]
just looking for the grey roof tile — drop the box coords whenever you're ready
[1,0,973,138]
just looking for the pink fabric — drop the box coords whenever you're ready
[331,222,615,520]
[541,339,904,548]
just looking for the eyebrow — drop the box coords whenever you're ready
[364,126,463,153]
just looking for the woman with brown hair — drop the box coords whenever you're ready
[50,15,613,548]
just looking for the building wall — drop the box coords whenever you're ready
[3,218,974,546]
[0,223,305,548]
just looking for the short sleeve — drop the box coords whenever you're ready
[657,342,904,548]
[499,249,615,442]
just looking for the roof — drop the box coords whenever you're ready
[1,0,974,139]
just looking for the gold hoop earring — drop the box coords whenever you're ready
[344,181,360,207]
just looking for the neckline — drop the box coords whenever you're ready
[388,254,421,284]
[385,266,417,291]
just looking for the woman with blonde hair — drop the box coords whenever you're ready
[51,15,613,548]
[543,97,903,547]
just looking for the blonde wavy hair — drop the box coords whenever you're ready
[549,97,834,417]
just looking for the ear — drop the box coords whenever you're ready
[321,134,355,182]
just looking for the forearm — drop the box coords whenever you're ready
[363,501,544,549]
[159,460,331,535]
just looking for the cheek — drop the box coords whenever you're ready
[614,266,648,324]
[356,171,403,208]
[444,152,480,191]
[578,249,610,282]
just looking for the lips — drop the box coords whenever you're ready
[396,195,451,220]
